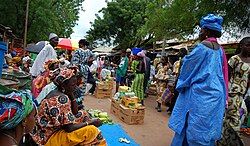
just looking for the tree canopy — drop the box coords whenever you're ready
[86,0,152,49]
[87,0,250,49]
[0,0,84,43]
[142,0,250,40]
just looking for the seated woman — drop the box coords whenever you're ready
[31,67,106,146]
[32,59,59,98]
[0,85,37,146]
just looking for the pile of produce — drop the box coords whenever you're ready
[113,87,143,109]
[88,109,113,124]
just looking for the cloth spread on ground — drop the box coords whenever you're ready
[99,124,139,146]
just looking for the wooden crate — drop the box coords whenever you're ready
[97,80,115,90]
[95,89,112,99]
[95,81,116,99]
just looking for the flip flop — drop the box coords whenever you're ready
[119,138,130,144]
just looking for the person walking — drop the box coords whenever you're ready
[169,14,228,146]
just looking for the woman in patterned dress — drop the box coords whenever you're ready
[71,39,95,105]
[218,37,250,146]
[31,67,106,146]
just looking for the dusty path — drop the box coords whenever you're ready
[84,95,174,146]
[84,95,250,146]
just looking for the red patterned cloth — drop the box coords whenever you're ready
[31,94,89,145]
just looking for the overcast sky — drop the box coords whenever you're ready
[70,0,107,40]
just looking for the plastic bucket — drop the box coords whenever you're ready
[0,41,7,77]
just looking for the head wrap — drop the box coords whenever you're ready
[53,67,77,87]
[49,33,58,40]
[0,87,37,129]
[44,59,59,70]
[11,57,21,64]
[200,14,223,32]
[137,50,146,58]
[132,47,142,55]
[126,48,131,53]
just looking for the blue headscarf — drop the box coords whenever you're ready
[132,47,142,55]
[200,14,223,32]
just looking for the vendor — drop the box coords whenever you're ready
[30,33,58,77]
[31,67,106,146]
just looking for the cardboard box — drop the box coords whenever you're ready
[121,96,139,107]
[118,110,144,125]
[110,99,120,116]
[118,104,145,125]
[119,104,145,116]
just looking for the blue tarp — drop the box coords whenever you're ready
[99,124,140,146]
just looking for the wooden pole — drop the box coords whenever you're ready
[24,0,29,48]
[162,37,166,56]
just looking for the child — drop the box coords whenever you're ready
[155,81,173,112]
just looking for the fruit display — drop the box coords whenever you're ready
[88,109,113,124]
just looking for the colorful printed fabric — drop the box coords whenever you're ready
[71,48,94,95]
[36,82,57,105]
[157,87,173,104]
[131,60,139,74]
[0,86,36,129]
[131,73,144,101]
[218,55,250,145]
[31,94,90,145]
[44,125,107,146]
[32,59,59,98]
[228,55,250,95]
[32,71,50,98]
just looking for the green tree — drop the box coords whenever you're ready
[142,0,250,40]
[0,0,84,43]
[86,0,152,49]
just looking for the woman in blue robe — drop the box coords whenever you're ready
[168,14,227,146]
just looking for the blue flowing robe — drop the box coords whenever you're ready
[169,44,226,145]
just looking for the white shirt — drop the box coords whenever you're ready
[30,43,57,77]
[89,60,98,73]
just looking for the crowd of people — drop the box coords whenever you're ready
[0,13,250,146]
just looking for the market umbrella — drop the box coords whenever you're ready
[25,41,48,54]
[57,38,78,51]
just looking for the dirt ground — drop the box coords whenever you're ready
[84,95,250,146]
